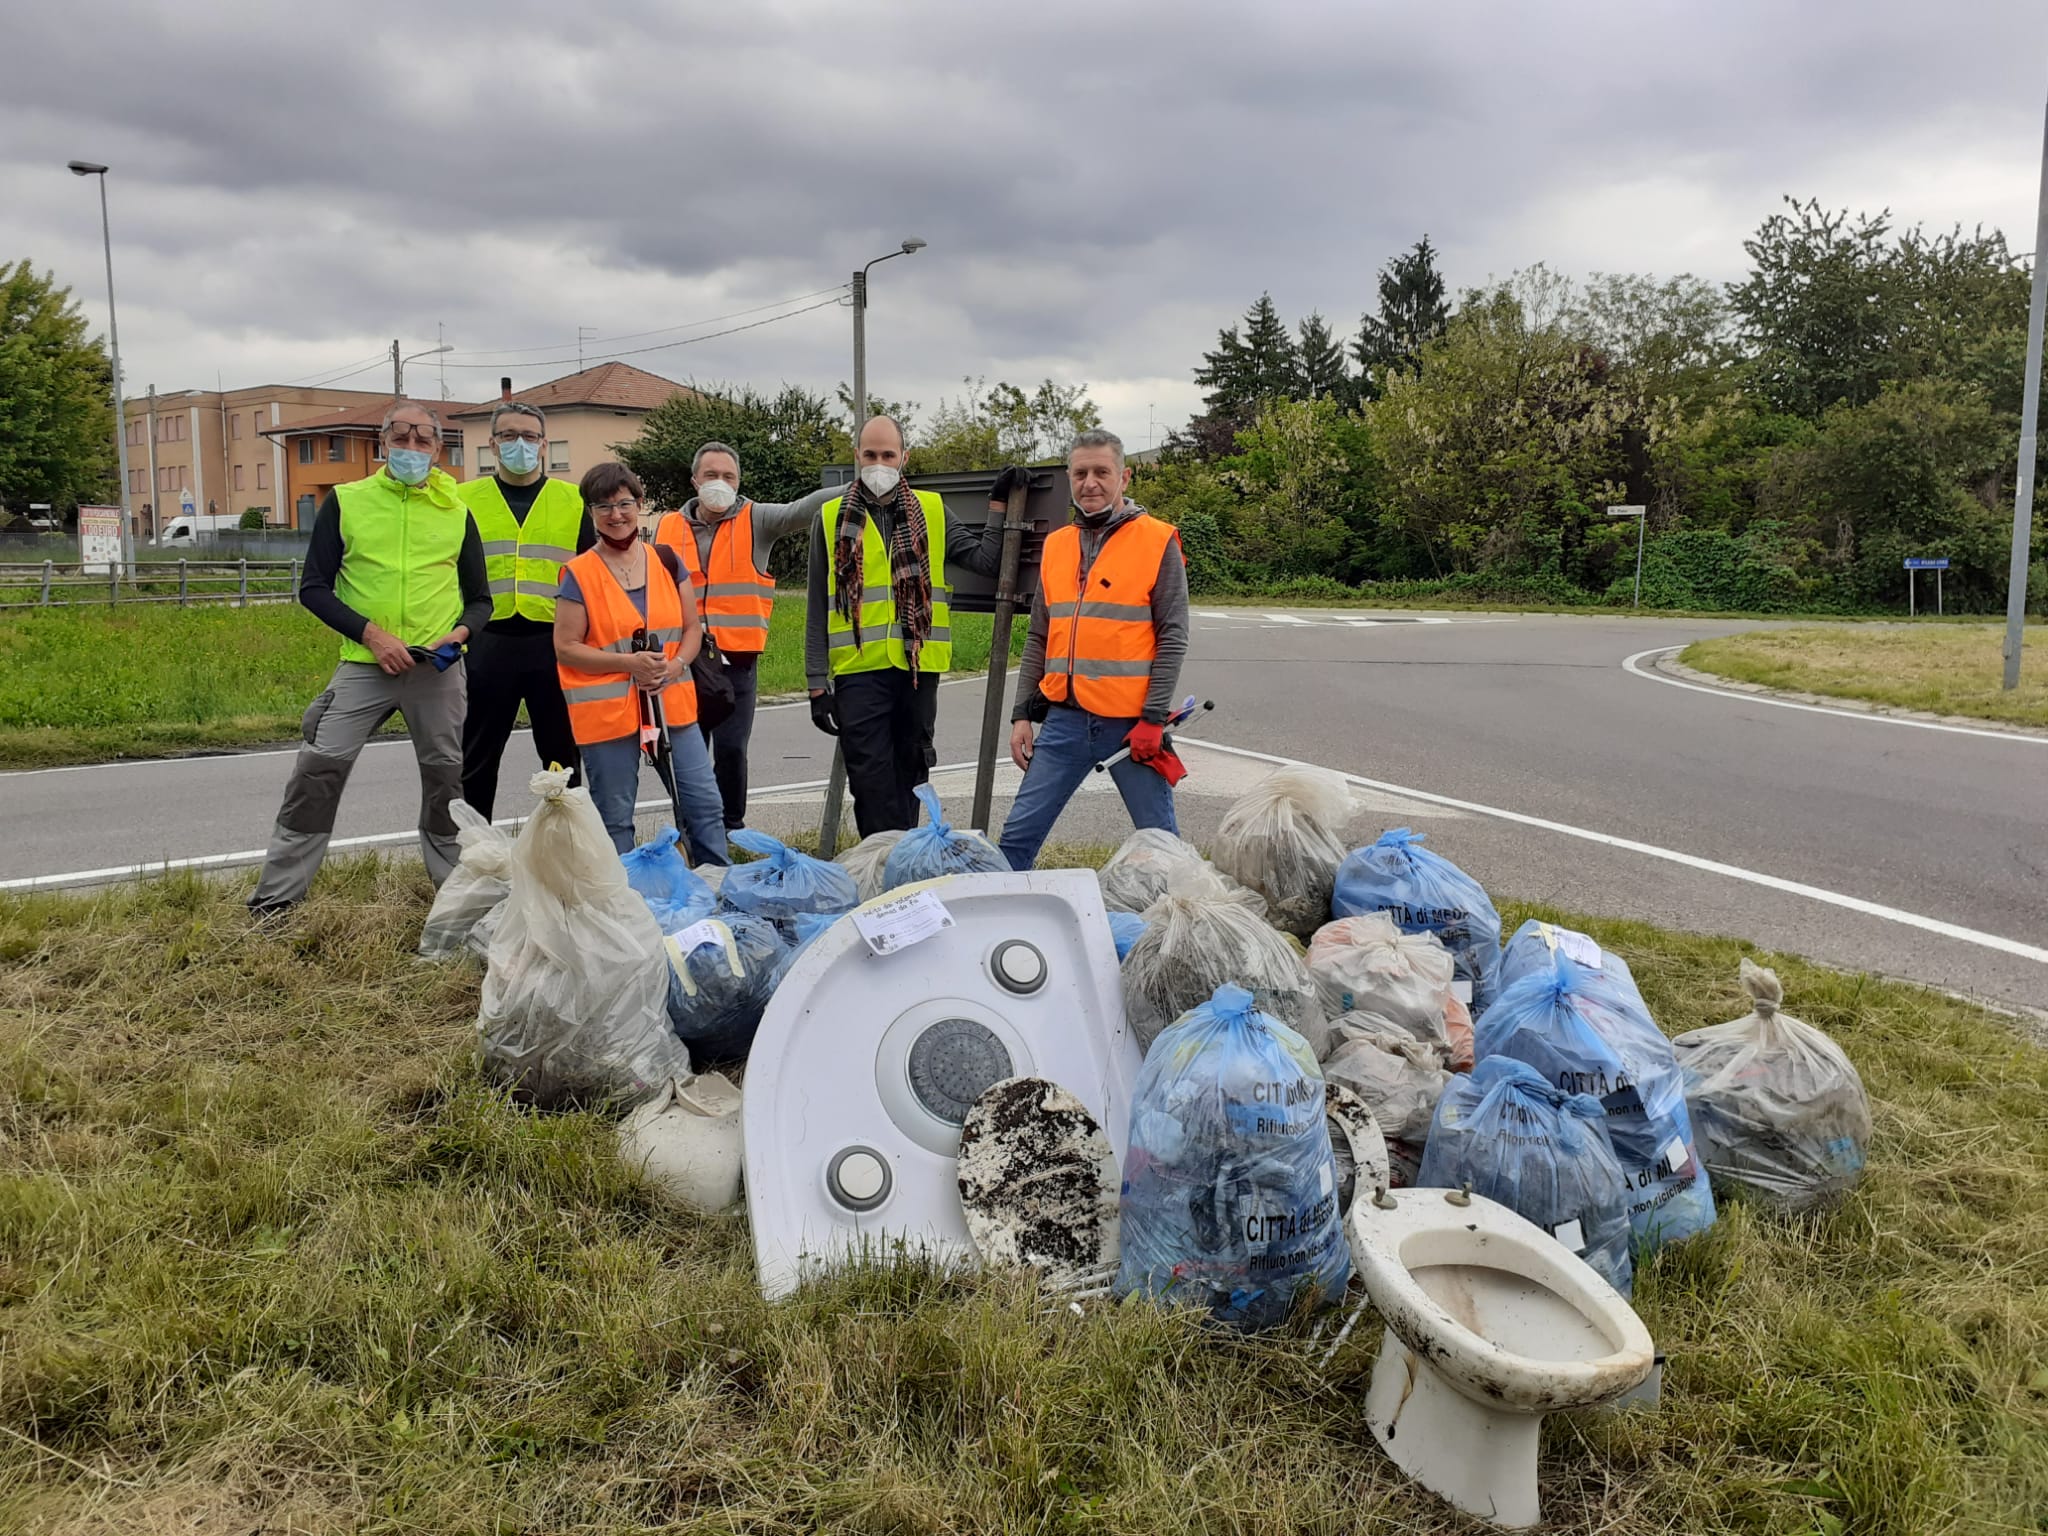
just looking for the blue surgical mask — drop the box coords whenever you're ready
[496,438,540,475]
[387,447,432,485]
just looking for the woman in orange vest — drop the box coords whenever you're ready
[997,431,1191,871]
[554,462,730,864]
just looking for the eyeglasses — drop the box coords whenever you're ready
[384,427,439,448]
[591,498,642,515]
[493,430,543,445]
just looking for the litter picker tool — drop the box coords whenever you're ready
[632,626,693,865]
[1093,696,1214,773]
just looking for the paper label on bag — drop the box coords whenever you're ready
[667,920,724,956]
[1543,924,1603,969]
[853,889,956,957]
[1661,1137,1691,1176]
[1552,1218,1586,1253]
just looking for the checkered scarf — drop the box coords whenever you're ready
[832,476,933,682]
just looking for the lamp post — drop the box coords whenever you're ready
[2003,96,2048,690]
[849,237,926,433]
[68,159,134,577]
[392,340,452,397]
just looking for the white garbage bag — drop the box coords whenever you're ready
[1121,868,1326,1055]
[836,829,905,902]
[1321,1012,1456,1146]
[477,769,693,1108]
[617,1072,745,1213]
[1096,827,1265,919]
[418,800,511,960]
[1673,959,1872,1213]
[1305,913,1473,1068]
[1209,766,1353,937]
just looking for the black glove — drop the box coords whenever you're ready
[989,465,1033,508]
[809,691,839,737]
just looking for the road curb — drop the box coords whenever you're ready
[1651,650,2048,741]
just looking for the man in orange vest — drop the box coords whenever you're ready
[651,442,833,830]
[996,429,1190,871]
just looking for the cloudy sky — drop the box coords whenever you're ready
[7,0,2043,449]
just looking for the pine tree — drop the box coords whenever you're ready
[1241,292,1303,400]
[1297,311,1351,401]
[1352,236,1451,399]
[1192,323,1254,415]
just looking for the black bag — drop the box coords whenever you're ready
[691,638,736,733]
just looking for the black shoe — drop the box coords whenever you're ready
[248,899,297,924]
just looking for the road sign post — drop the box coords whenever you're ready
[1607,506,1647,608]
[1904,557,1949,619]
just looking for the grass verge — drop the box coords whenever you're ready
[1682,624,2048,729]
[1,855,2042,1534]
[0,600,1024,770]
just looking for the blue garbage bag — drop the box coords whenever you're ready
[718,829,858,943]
[663,911,790,1065]
[769,909,841,991]
[1116,984,1351,1329]
[883,785,1011,890]
[1332,830,1502,1011]
[620,827,716,931]
[1499,919,1643,1003]
[1475,953,1717,1254]
[1108,910,1148,961]
[1419,1057,1636,1296]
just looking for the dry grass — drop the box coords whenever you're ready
[1683,624,2048,728]
[1,857,2044,1534]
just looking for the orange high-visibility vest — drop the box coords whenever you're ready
[1038,513,1181,718]
[557,547,698,745]
[654,504,774,654]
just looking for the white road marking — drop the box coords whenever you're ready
[1193,737,2048,967]
[1622,646,2047,747]
[1264,613,1312,624]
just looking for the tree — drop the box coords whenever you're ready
[0,261,117,514]
[1352,236,1450,400]
[1297,311,1351,402]
[1193,292,1302,417]
[1564,273,1733,408]
[1219,396,1373,579]
[833,384,920,445]
[911,377,1102,472]
[622,383,846,511]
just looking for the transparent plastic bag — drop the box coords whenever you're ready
[883,785,1010,889]
[663,911,790,1065]
[1477,952,1717,1253]
[1116,984,1351,1329]
[1097,828,1264,918]
[1321,1012,1454,1145]
[719,829,858,942]
[1210,766,1353,938]
[836,829,906,902]
[621,826,716,930]
[1674,960,1871,1213]
[1332,829,1503,1011]
[1120,868,1327,1056]
[1305,913,1472,1068]
[478,769,693,1108]
[1420,1057,1636,1296]
[419,800,511,960]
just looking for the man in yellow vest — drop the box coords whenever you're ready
[248,401,492,916]
[653,441,834,830]
[458,401,594,817]
[996,429,1190,870]
[804,414,1002,835]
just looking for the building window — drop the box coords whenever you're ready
[328,435,348,463]
[297,493,316,522]
[548,440,569,472]
[230,414,241,440]
[256,464,269,490]
[233,464,245,491]
[298,439,316,465]
[445,440,464,468]
[478,446,496,472]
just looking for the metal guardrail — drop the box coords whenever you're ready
[0,559,301,609]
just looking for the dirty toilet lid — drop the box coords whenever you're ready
[957,1076,1120,1285]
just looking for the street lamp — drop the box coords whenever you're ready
[850,237,926,434]
[68,159,135,576]
[393,341,453,397]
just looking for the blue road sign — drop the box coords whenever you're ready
[1903,557,1950,570]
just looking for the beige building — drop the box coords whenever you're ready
[118,384,394,537]
[449,363,699,494]
[260,397,480,527]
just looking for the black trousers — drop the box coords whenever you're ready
[460,627,580,819]
[697,651,760,829]
[833,668,940,838]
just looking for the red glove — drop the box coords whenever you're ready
[1147,746,1189,786]
[1124,721,1166,762]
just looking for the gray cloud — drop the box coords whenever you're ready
[8,0,2042,442]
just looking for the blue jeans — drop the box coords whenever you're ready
[580,729,731,867]
[998,706,1177,872]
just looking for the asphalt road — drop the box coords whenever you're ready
[3,609,2043,1014]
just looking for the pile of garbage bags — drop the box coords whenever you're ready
[1419,1057,1636,1295]
[1306,913,1473,1068]
[476,769,695,1108]
[1674,960,1870,1212]
[718,829,858,942]
[884,785,1010,889]
[621,826,716,930]
[1333,829,1503,1010]
[418,800,511,961]
[1210,766,1352,938]
[1117,984,1351,1329]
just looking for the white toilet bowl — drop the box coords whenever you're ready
[1349,1186,1655,1529]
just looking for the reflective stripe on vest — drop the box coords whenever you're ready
[821,489,952,677]
[556,547,697,744]
[460,475,585,624]
[1038,513,1180,717]
[331,469,468,665]
[654,504,776,653]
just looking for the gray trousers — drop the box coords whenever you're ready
[249,659,467,907]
